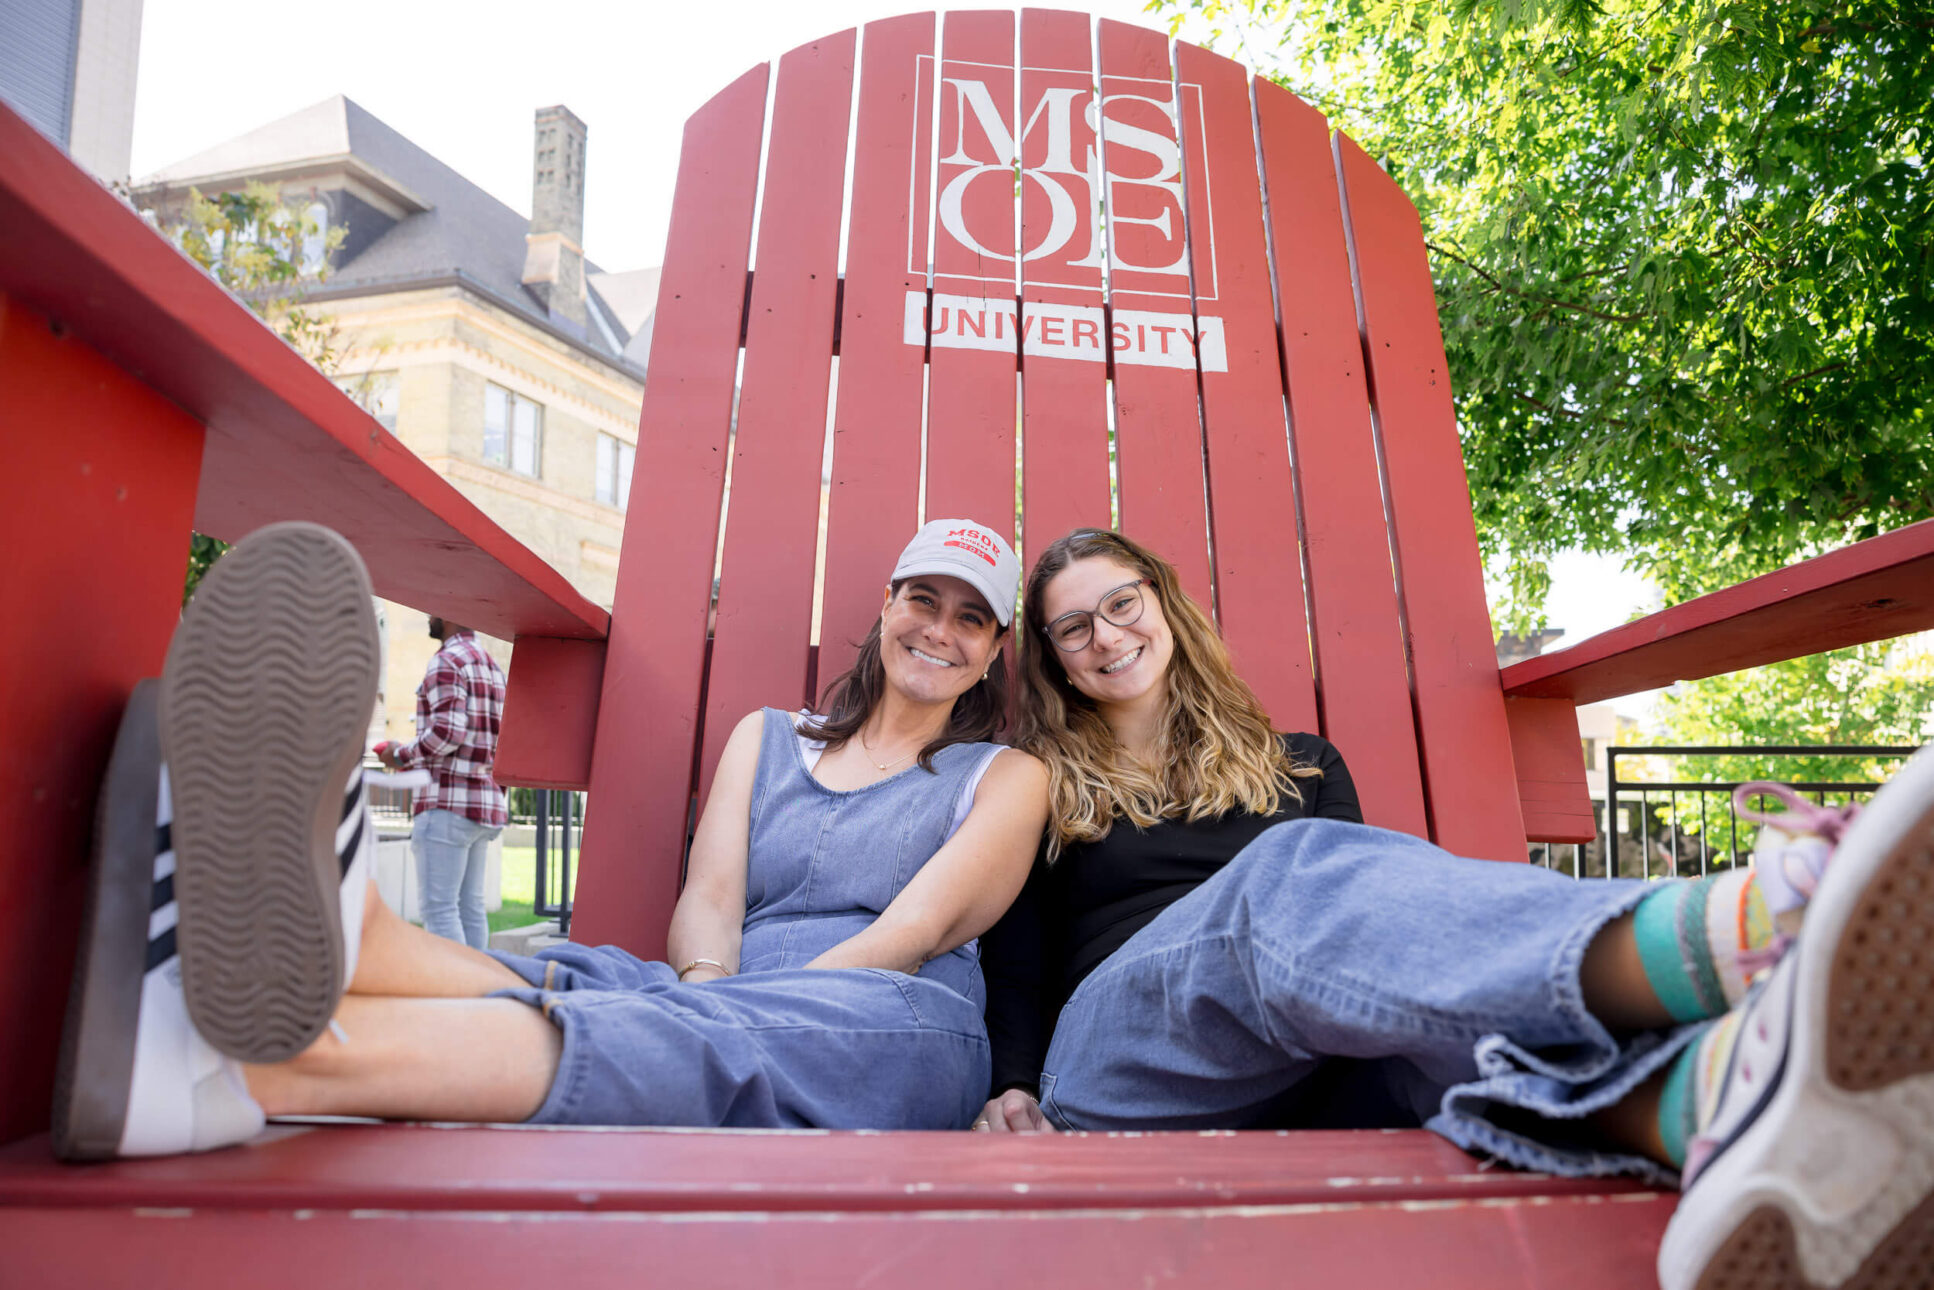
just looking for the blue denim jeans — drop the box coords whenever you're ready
[487,943,990,1129]
[1038,819,1706,1186]
[411,808,500,949]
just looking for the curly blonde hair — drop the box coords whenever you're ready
[1015,529,1321,861]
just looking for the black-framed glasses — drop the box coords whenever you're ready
[1041,579,1150,652]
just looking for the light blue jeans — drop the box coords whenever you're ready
[411,808,500,949]
[1038,819,1706,1186]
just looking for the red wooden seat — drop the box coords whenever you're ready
[5,11,1933,1286]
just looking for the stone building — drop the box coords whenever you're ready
[134,97,656,744]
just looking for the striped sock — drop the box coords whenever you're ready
[1656,1010,1745,1169]
[1632,868,1775,1024]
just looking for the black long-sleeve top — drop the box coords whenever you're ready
[980,732,1364,1095]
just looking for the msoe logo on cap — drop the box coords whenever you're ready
[944,528,1000,567]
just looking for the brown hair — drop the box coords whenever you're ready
[1015,529,1318,858]
[800,579,1010,770]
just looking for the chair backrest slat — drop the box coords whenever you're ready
[573,12,1565,953]
[574,67,769,949]
[698,31,857,802]
[819,15,937,685]
[923,9,1021,541]
[1175,41,1316,734]
[1253,83,1427,836]
[1334,136,1526,861]
[1018,7,1113,559]
[1097,18,1214,604]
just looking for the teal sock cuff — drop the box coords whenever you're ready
[1633,885,1712,1024]
[1656,1040,1699,1169]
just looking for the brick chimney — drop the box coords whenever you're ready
[521,105,589,332]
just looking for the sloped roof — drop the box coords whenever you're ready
[140,96,650,377]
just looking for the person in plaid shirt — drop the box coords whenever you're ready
[378,617,507,948]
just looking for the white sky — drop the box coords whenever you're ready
[131,0,1204,273]
[129,0,1664,712]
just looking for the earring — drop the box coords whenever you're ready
[981,668,989,680]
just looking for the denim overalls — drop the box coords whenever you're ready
[490,709,999,1129]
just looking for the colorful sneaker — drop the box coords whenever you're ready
[157,520,380,1063]
[52,683,266,1159]
[1658,746,1934,1289]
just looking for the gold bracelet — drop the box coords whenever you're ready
[677,958,728,979]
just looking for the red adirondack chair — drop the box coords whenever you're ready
[4,11,1932,1285]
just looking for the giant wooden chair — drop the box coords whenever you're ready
[4,11,1932,1285]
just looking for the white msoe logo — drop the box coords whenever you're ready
[910,58,1224,372]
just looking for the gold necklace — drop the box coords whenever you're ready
[858,728,921,771]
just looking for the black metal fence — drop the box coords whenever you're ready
[528,789,582,935]
[1529,745,1922,879]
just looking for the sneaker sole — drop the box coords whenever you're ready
[1664,751,1934,1290]
[158,523,378,1065]
[51,681,163,1161]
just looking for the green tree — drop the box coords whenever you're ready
[1155,0,1934,623]
[152,184,346,603]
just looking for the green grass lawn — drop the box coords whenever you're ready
[489,844,578,934]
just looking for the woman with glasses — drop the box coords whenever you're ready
[973,528,1934,1290]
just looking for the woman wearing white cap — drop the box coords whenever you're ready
[56,518,1047,1158]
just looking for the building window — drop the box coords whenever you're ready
[301,201,331,275]
[596,432,634,508]
[484,382,543,477]
[335,370,398,431]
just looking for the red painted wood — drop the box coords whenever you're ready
[0,1124,1653,1211]
[698,31,857,805]
[1335,135,1527,863]
[0,297,204,1146]
[0,102,607,645]
[1507,697,1598,844]
[494,637,607,790]
[1503,518,1934,703]
[818,14,938,685]
[571,66,767,954]
[1173,42,1315,735]
[1252,83,1428,837]
[924,9,1021,541]
[1096,19,1213,603]
[1,1192,1676,1290]
[1017,9,1113,566]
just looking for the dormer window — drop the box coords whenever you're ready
[300,201,330,275]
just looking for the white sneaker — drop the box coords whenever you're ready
[53,683,266,1160]
[158,521,381,1063]
[1658,746,1934,1289]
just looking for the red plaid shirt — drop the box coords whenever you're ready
[394,632,508,826]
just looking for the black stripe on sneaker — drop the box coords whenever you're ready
[342,778,361,824]
[151,871,173,912]
[145,926,177,973]
[156,822,171,855]
[340,811,364,879]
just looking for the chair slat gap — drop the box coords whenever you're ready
[818,13,938,689]
[923,9,1022,541]
[1017,8,1112,571]
[572,63,770,953]
[1252,80,1427,835]
[1095,18,1214,603]
[1173,40,1318,734]
[1332,133,1528,861]
[697,30,858,807]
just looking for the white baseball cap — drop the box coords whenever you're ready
[891,519,1020,626]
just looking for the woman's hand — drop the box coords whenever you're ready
[972,1089,1051,1133]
